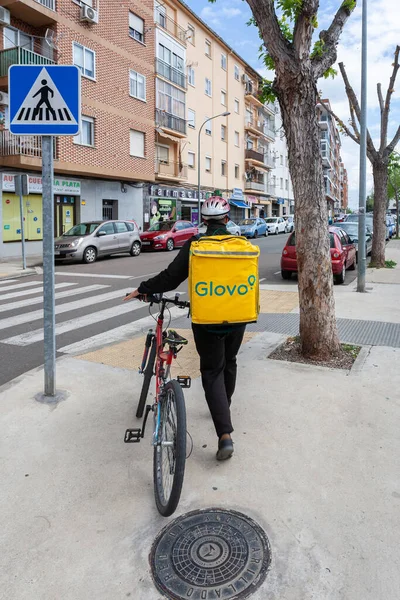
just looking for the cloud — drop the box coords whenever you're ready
[200,3,242,26]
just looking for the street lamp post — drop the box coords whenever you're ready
[357,0,368,293]
[197,112,230,223]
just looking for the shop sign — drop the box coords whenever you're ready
[149,198,178,228]
[2,174,81,195]
[149,185,207,200]
[246,195,257,204]
[276,197,285,205]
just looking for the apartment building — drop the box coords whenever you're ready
[147,0,277,227]
[340,160,348,211]
[317,99,347,218]
[0,0,156,257]
[270,106,294,217]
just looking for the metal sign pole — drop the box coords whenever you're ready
[42,135,56,396]
[357,0,368,293]
[15,175,27,270]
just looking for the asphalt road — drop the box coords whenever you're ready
[0,232,358,387]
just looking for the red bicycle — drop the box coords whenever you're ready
[124,293,191,517]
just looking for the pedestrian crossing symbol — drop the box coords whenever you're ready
[9,65,81,136]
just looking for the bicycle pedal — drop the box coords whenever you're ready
[124,428,142,443]
[177,375,191,389]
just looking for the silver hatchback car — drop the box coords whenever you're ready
[54,220,142,263]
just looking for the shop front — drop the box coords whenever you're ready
[229,188,249,223]
[247,195,271,219]
[145,185,209,230]
[1,173,80,257]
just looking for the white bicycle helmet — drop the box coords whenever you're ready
[201,196,230,220]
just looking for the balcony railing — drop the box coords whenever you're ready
[0,47,55,78]
[245,117,275,139]
[245,148,264,163]
[156,109,186,135]
[266,184,276,195]
[36,0,56,9]
[155,58,186,89]
[245,180,265,192]
[155,160,187,179]
[155,11,187,45]
[0,130,58,159]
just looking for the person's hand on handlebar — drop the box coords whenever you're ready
[123,289,142,302]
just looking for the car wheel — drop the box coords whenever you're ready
[130,241,141,257]
[335,262,346,284]
[166,238,174,251]
[275,228,279,235]
[264,229,268,237]
[281,270,291,280]
[82,246,97,264]
[254,230,258,239]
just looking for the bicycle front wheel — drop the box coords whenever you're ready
[154,380,187,517]
[136,337,156,419]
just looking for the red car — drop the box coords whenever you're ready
[281,226,357,284]
[140,220,198,251]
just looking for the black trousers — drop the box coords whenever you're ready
[192,324,246,438]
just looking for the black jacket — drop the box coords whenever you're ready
[138,222,228,296]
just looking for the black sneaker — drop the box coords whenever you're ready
[216,437,234,461]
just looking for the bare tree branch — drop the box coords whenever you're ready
[312,1,356,79]
[349,103,360,139]
[386,125,400,156]
[380,45,400,153]
[246,0,294,68]
[377,83,384,113]
[293,0,319,60]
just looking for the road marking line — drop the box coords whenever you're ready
[0,288,129,331]
[58,307,183,355]
[0,282,76,302]
[2,302,147,346]
[0,284,109,314]
[274,271,281,275]
[259,278,266,282]
[0,280,44,292]
[55,271,159,280]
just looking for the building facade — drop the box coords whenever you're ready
[270,106,294,216]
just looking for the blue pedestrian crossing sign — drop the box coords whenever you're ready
[9,65,81,136]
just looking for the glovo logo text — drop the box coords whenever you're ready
[195,275,257,297]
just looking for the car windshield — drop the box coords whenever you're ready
[148,221,174,232]
[63,223,102,236]
[288,232,336,248]
[239,219,255,225]
[339,224,358,236]
[265,218,277,223]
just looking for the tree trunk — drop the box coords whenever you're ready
[396,191,399,238]
[371,161,388,267]
[276,72,341,359]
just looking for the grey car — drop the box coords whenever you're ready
[337,222,372,261]
[54,220,142,263]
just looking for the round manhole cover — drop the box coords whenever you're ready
[150,508,271,600]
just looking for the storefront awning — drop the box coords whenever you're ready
[230,199,250,209]
[157,130,181,143]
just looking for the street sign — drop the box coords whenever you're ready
[9,65,80,136]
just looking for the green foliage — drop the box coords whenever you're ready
[366,193,374,212]
[388,152,400,199]
[341,0,357,11]
[258,79,277,104]
[323,67,338,79]
[276,0,303,21]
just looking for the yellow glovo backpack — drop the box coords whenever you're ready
[189,235,260,325]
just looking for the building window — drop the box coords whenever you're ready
[234,98,239,113]
[205,78,212,96]
[130,129,145,157]
[156,144,169,163]
[234,131,239,146]
[280,154,283,165]
[187,24,195,45]
[235,164,239,179]
[157,80,186,119]
[286,155,289,166]
[221,160,226,176]
[221,53,227,70]
[205,117,212,135]
[129,70,146,101]
[129,12,144,43]
[188,151,195,168]
[205,156,212,172]
[187,66,195,86]
[74,115,94,147]
[234,65,240,80]
[205,39,211,57]
[221,124,226,141]
[280,177,283,189]
[73,42,95,80]
[221,90,227,106]
[285,179,289,191]
[188,108,196,128]
[4,26,34,51]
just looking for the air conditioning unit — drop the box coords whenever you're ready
[0,92,9,105]
[241,74,247,84]
[80,4,98,23]
[0,7,11,26]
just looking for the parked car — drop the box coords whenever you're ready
[226,219,241,236]
[281,227,356,284]
[283,216,295,232]
[264,216,287,235]
[238,218,268,238]
[54,220,142,264]
[386,215,395,238]
[335,222,373,261]
[345,213,374,233]
[140,220,198,251]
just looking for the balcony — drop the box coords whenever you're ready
[155,10,187,46]
[156,109,186,137]
[155,160,187,181]
[244,83,263,108]
[265,184,276,196]
[245,179,265,193]
[321,149,332,168]
[155,58,186,89]
[0,129,58,168]
[245,148,264,163]
[0,47,56,89]
[244,117,275,141]
[318,114,329,129]
[0,0,57,26]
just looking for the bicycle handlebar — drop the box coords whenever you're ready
[126,292,190,309]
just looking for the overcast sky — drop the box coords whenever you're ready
[186,0,400,209]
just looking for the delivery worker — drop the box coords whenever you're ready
[124,197,246,460]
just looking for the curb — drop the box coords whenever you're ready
[0,266,41,281]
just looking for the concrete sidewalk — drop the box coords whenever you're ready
[0,255,42,280]
[1,241,400,600]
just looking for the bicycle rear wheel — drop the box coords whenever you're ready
[153,380,186,517]
[136,337,156,419]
